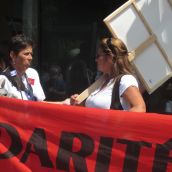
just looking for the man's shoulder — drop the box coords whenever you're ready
[0,74,9,81]
[26,68,40,84]
[0,68,11,81]
[26,67,38,75]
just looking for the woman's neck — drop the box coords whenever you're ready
[104,73,114,80]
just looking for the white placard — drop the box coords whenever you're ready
[133,43,172,93]
[104,0,172,94]
[137,0,172,66]
[108,5,149,52]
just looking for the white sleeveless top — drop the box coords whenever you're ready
[85,75,138,110]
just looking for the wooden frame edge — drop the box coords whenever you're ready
[76,75,105,104]
[169,0,172,8]
[103,0,133,38]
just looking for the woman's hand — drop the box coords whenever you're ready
[70,94,79,105]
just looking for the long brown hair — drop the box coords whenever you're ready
[99,37,134,77]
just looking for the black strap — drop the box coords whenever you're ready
[1,67,37,101]
[110,75,123,110]
[2,67,25,91]
[24,73,37,101]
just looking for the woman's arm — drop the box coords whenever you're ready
[123,86,146,112]
[45,98,70,105]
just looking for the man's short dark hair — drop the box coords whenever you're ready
[8,34,33,54]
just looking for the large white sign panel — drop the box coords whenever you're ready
[104,0,172,94]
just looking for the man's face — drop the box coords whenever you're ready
[11,45,33,74]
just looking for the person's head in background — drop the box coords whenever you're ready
[49,65,63,79]
[8,34,33,75]
[0,52,6,72]
[96,37,134,78]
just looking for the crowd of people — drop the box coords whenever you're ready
[0,33,172,114]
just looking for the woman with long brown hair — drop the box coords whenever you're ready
[71,37,146,112]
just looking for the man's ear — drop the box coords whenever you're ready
[10,51,15,58]
[10,51,16,64]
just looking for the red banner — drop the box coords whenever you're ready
[0,97,172,172]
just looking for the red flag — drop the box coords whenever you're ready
[0,96,172,172]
